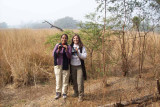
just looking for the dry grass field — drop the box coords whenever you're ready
[0,29,160,107]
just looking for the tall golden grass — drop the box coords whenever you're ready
[0,29,160,88]
[1,29,160,107]
[0,29,61,88]
[85,31,160,78]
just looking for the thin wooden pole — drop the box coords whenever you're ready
[102,0,106,76]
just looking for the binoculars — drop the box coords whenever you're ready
[59,45,63,49]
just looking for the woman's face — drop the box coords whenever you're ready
[73,36,79,44]
[61,35,68,44]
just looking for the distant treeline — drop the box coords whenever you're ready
[0,16,159,33]
[0,22,8,28]
[0,16,79,29]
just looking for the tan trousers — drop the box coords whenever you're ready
[54,65,70,94]
[71,65,84,97]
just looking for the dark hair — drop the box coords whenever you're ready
[70,34,83,48]
[61,34,68,39]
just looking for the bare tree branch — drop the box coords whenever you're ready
[42,20,64,32]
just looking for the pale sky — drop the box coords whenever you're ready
[0,0,97,26]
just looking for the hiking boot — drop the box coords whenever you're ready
[55,92,61,100]
[72,93,78,97]
[62,94,67,99]
[78,96,83,102]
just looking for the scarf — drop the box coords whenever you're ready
[80,47,87,80]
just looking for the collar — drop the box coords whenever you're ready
[73,44,79,48]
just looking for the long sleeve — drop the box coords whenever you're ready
[52,44,58,57]
[66,45,71,59]
[78,46,87,60]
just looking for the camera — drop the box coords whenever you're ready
[72,48,77,55]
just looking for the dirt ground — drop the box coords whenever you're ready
[1,73,160,107]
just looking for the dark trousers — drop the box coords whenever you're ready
[71,65,84,97]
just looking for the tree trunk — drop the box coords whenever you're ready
[100,93,160,107]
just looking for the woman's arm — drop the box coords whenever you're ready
[77,47,87,60]
[52,44,59,56]
[65,45,72,59]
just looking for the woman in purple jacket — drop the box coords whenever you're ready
[53,34,71,100]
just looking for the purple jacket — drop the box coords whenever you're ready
[53,44,71,65]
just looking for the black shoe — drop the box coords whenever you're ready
[62,94,67,99]
[55,92,61,100]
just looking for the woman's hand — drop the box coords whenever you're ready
[63,45,68,51]
[58,45,62,49]
[57,45,62,53]
[75,47,79,53]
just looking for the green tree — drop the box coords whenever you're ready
[96,0,144,76]
[149,0,160,16]
[45,30,75,50]
[95,0,160,77]
[132,16,141,30]
[78,13,102,73]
